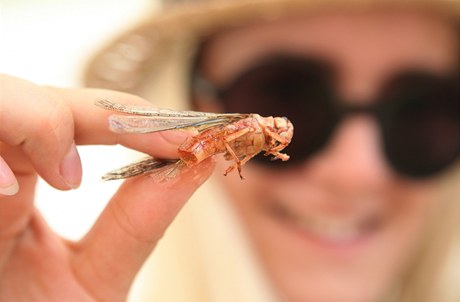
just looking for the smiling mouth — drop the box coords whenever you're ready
[263,199,385,245]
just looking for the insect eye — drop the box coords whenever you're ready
[274,117,287,128]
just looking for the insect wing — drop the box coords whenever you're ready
[96,98,196,116]
[101,157,182,181]
[95,98,245,118]
[96,99,248,133]
[108,115,238,133]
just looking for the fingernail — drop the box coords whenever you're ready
[0,181,19,196]
[0,158,19,196]
[59,142,82,189]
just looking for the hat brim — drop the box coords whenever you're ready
[84,0,458,97]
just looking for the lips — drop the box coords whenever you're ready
[263,197,385,246]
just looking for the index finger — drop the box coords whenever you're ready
[52,87,191,159]
[1,76,190,192]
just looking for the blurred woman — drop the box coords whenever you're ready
[86,1,459,301]
[1,1,458,302]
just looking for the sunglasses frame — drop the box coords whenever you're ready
[190,55,459,178]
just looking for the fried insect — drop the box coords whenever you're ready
[96,99,294,181]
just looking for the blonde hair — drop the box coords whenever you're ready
[397,168,460,302]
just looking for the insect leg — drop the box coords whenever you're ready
[262,128,290,161]
[224,128,251,142]
[223,141,244,179]
[269,151,290,161]
[224,152,259,177]
[222,128,252,179]
[264,143,290,161]
[263,128,289,145]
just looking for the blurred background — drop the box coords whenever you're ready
[1,0,156,241]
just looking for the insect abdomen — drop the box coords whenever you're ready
[178,129,225,166]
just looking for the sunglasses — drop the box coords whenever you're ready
[192,55,459,178]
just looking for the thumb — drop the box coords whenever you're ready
[71,159,214,302]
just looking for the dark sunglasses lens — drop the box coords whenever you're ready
[381,72,459,177]
[221,56,339,166]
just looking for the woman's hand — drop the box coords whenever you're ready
[0,74,214,301]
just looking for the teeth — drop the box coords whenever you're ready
[295,217,362,243]
[316,225,360,243]
[267,202,381,244]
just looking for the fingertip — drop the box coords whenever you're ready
[183,157,216,185]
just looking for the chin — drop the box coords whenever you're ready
[247,203,401,302]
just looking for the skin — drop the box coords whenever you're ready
[196,11,458,302]
[0,74,214,301]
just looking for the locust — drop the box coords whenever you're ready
[95,99,294,181]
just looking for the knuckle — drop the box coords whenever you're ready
[18,89,75,164]
[43,94,73,135]
[33,92,74,147]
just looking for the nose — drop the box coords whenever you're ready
[305,115,392,195]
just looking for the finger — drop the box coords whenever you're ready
[0,173,36,273]
[51,87,193,159]
[0,74,81,190]
[0,146,37,239]
[1,75,189,191]
[71,159,214,301]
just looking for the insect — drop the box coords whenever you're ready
[95,99,294,181]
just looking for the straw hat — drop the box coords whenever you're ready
[84,0,458,100]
